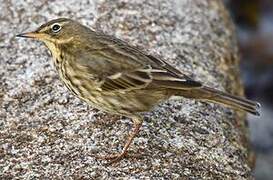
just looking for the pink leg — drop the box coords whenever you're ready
[96,115,143,165]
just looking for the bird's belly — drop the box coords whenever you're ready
[56,65,169,114]
[83,91,164,115]
[64,80,168,115]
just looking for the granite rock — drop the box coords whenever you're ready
[0,0,253,179]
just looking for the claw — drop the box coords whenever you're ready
[95,152,127,165]
[95,152,127,160]
[95,151,144,165]
[105,154,127,165]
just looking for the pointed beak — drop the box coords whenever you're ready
[16,32,45,39]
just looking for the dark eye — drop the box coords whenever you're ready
[51,23,61,33]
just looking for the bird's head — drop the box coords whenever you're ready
[16,18,89,45]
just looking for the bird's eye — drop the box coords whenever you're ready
[51,23,62,33]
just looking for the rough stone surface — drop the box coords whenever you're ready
[0,0,253,179]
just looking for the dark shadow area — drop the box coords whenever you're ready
[225,0,273,179]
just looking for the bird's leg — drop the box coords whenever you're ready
[97,115,143,165]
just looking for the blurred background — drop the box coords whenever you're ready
[225,0,273,179]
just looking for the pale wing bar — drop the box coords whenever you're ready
[100,69,152,91]
[100,67,202,92]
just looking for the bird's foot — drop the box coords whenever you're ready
[95,152,128,165]
[96,151,143,165]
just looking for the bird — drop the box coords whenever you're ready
[16,18,260,164]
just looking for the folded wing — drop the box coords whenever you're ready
[99,65,202,92]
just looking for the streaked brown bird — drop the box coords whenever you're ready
[17,18,260,164]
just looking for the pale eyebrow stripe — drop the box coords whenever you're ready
[37,20,69,32]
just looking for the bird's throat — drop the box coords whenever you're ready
[44,41,62,68]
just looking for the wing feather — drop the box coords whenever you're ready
[100,66,201,92]
[82,33,203,92]
[100,68,152,91]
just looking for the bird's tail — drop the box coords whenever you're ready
[176,86,260,116]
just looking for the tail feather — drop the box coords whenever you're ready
[201,87,260,116]
[176,86,260,116]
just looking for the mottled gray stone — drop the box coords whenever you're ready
[0,0,253,179]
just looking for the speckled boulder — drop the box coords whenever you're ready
[0,0,253,179]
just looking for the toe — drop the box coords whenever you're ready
[95,152,127,165]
